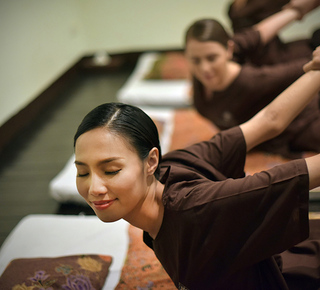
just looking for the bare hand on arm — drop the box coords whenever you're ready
[304,46,320,72]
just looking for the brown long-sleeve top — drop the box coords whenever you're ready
[144,127,310,289]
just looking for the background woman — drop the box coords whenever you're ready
[185,8,320,158]
[74,50,320,289]
[227,0,320,65]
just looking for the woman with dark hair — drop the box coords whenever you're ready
[228,0,320,31]
[227,0,320,65]
[185,11,320,158]
[74,52,320,289]
[228,0,289,31]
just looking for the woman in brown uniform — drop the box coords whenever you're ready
[74,51,320,289]
[185,10,320,158]
[228,0,320,31]
[227,0,320,65]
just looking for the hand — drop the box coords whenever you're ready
[303,46,320,72]
[283,0,320,19]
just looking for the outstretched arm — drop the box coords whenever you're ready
[283,0,320,20]
[302,46,320,189]
[253,8,300,44]
[240,47,320,189]
[240,47,320,152]
[253,0,319,45]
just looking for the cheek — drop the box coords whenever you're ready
[186,62,196,73]
[117,166,147,195]
[76,179,88,198]
[186,56,197,69]
[120,168,145,189]
[217,56,228,68]
[190,65,203,79]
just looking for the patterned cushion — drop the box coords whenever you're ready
[0,254,112,290]
[143,52,189,80]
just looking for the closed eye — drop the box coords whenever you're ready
[105,169,121,175]
[207,55,217,62]
[77,173,89,177]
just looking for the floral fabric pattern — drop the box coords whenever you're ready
[0,254,112,290]
[115,225,176,290]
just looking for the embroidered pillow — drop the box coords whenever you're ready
[143,52,189,80]
[0,254,112,289]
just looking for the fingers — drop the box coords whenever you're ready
[303,46,320,72]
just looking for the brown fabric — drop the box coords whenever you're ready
[115,225,175,289]
[114,109,319,289]
[192,27,316,158]
[280,220,320,289]
[0,254,112,290]
[228,0,289,31]
[193,60,320,158]
[233,28,312,66]
[143,126,312,289]
[228,1,313,66]
[194,60,306,127]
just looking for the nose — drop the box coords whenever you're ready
[199,60,211,74]
[89,174,108,196]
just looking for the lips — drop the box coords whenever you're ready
[92,199,115,210]
[203,74,215,81]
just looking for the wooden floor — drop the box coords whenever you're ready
[0,67,133,247]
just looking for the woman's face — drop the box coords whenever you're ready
[185,38,232,90]
[75,127,150,223]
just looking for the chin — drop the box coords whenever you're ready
[96,214,121,223]
[202,80,216,89]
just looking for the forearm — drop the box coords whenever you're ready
[253,8,300,44]
[305,154,320,189]
[241,70,320,151]
[264,70,320,131]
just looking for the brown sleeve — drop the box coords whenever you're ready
[232,29,263,64]
[189,159,309,272]
[188,127,246,178]
[222,59,306,125]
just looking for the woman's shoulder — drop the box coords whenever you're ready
[160,127,246,183]
[233,28,262,62]
[159,165,219,211]
[162,127,243,161]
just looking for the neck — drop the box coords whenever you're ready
[213,61,241,92]
[124,177,165,239]
[223,61,241,89]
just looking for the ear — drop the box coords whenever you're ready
[227,40,235,59]
[146,147,159,176]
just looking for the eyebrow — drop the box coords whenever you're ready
[74,157,123,166]
[190,53,218,59]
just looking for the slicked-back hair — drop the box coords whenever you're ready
[74,102,162,179]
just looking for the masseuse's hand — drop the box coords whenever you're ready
[283,0,320,20]
[303,46,320,72]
